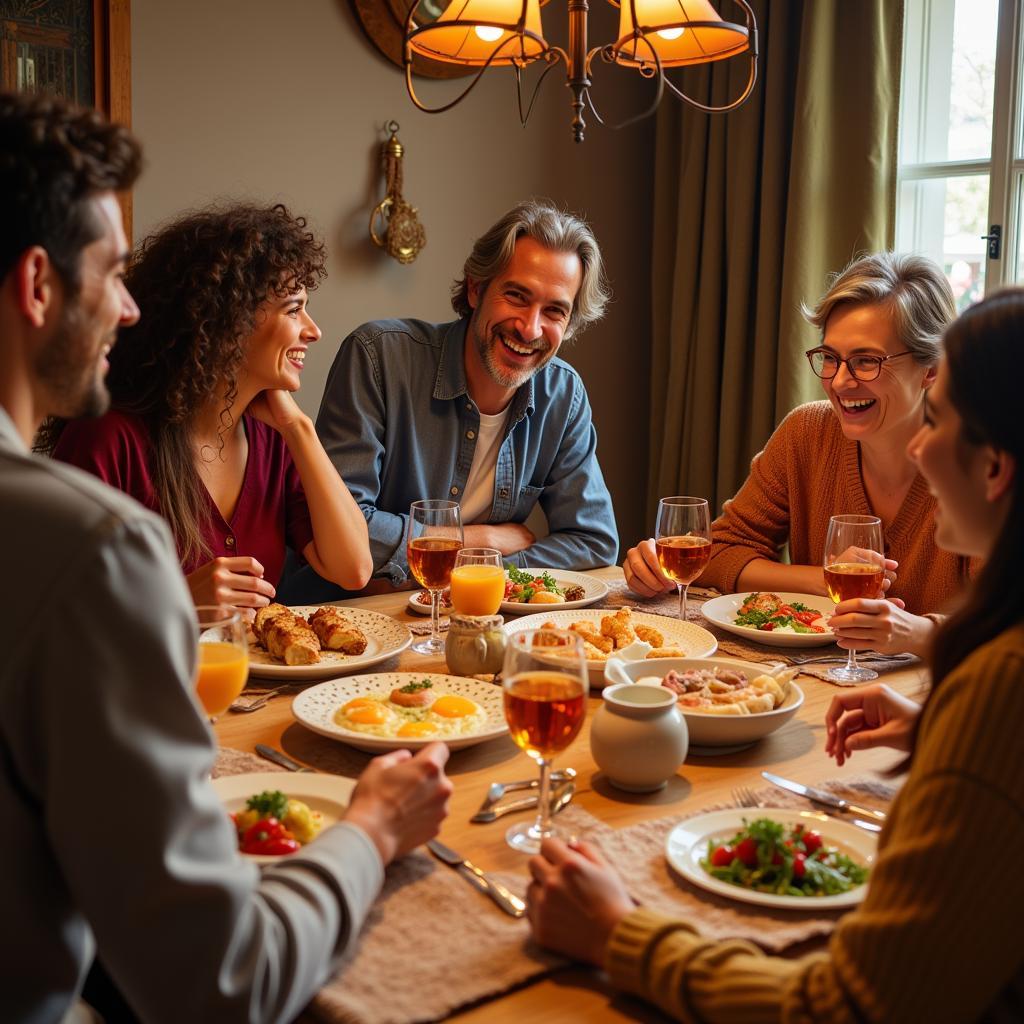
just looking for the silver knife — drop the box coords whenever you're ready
[255,744,314,773]
[762,771,887,822]
[426,839,526,918]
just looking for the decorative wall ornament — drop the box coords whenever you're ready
[369,121,426,265]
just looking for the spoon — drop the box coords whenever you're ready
[480,768,576,810]
[471,782,575,824]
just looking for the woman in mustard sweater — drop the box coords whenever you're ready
[624,253,963,657]
[529,290,1023,1021]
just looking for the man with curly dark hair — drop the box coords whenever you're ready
[306,199,619,592]
[0,91,451,1024]
[50,202,374,610]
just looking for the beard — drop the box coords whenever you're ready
[470,313,552,390]
[33,300,112,420]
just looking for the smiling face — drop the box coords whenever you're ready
[465,236,582,406]
[34,193,139,418]
[908,360,1003,559]
[241,288,321,392]
[819,302,935,447]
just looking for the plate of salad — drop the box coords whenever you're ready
[701,592,836,648]
[665,808,875,909]
[499,566,609,614]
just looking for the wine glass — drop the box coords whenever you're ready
[655,496,712,621]
[195,606,249,721]
[406,499,464,655]
[502,628,588,854]
[450,547,505,616]
[823,514,886,683]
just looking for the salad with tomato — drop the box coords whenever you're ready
[232,789,323,857]
[734,592,829,634]
[701,817,868,897]
[504,565,585,604]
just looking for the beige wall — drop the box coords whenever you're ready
[132,0,655,553]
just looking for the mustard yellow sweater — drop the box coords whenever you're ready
[605,622,1024,1022]
[697,402,963,615]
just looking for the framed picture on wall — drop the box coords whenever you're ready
[0,0,132,235]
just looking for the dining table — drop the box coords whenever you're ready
[215,565,929,1024]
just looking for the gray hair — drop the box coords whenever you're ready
[451,199,610,339]
[802,252,957,366]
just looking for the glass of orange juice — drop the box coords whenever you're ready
[450,548,505,616]
[195,606,249,721]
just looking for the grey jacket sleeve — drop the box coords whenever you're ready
[38,515,382,1023]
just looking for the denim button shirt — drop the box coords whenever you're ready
[316,317,618,584]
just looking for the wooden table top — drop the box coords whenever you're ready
[216,567,928,1023]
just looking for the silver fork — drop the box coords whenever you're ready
[230,684,301,713]
[732,785,760,809]
[785,651,915,666]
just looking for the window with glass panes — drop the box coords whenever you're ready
[897,0,1024,307]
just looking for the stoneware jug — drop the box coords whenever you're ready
[590,683,688,793]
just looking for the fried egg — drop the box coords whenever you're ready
[332,689,487,738]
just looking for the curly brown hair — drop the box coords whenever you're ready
[40,201,326,566]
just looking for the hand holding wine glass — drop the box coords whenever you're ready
[654,496,712,621]
[407,500,464,655]
[823,515,885,682]
[195,605,249,721]
[502,629,588,854]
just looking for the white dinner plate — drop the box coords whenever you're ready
[213,771,356,865]
[701,592,836,648]
[665,806,876,910]
[499,568,610,615]
[247,606,411,679]
[406,589,453,616]
[503,609,718,685]
[291,672,509,753]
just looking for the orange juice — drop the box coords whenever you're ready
[196,641,249,717]
[450,564,506,615]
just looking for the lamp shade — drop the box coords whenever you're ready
[408,0,547,66]
[614,0,749,68]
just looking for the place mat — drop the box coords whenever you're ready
[212,749,564,1024]
[580,776,896,954]
[408,617,450,636]
[596,582,921,685]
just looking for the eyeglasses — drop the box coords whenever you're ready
[805,347,916,382]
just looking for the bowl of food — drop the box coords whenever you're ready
[499,566,609,613]
[606,657,803,751]
[212,772,355,864]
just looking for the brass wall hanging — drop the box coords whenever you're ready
[369,121,426,265]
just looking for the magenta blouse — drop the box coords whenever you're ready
[53,409,314,585]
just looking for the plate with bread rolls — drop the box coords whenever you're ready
[247,603,411,679]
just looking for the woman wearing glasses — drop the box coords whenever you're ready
[624,252,962,657]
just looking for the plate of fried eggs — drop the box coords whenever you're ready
[290,672,509,752]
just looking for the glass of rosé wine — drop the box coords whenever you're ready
[406,500,464,655]
[655,496,712,621]
[502,629,588,854]
[823,514,886,682]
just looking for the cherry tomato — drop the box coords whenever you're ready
[802,830,824,854]
[241,817,299,856]
[734,837,758,867]
[710,845,734,867]
[247,835,300,856]
[793,852,807,879]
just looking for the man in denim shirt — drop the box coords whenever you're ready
[314,200,618,585]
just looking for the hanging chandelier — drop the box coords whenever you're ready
[403,0,758,142]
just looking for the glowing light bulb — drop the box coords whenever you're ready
[656,27,685,40]
[475,25,504,41]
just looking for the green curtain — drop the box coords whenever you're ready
[646,0,904,521]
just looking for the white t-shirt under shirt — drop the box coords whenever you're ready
[459,408,512,524]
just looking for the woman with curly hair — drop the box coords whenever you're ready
[50,202,372,610]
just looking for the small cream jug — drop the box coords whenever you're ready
[590,683,688,792]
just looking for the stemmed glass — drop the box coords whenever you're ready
[406,499,464,655]
[823,514,886,683]
[502,629,588,854]
[194,606,249,721]
[450,547,505,616]
[655,496,712,621]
